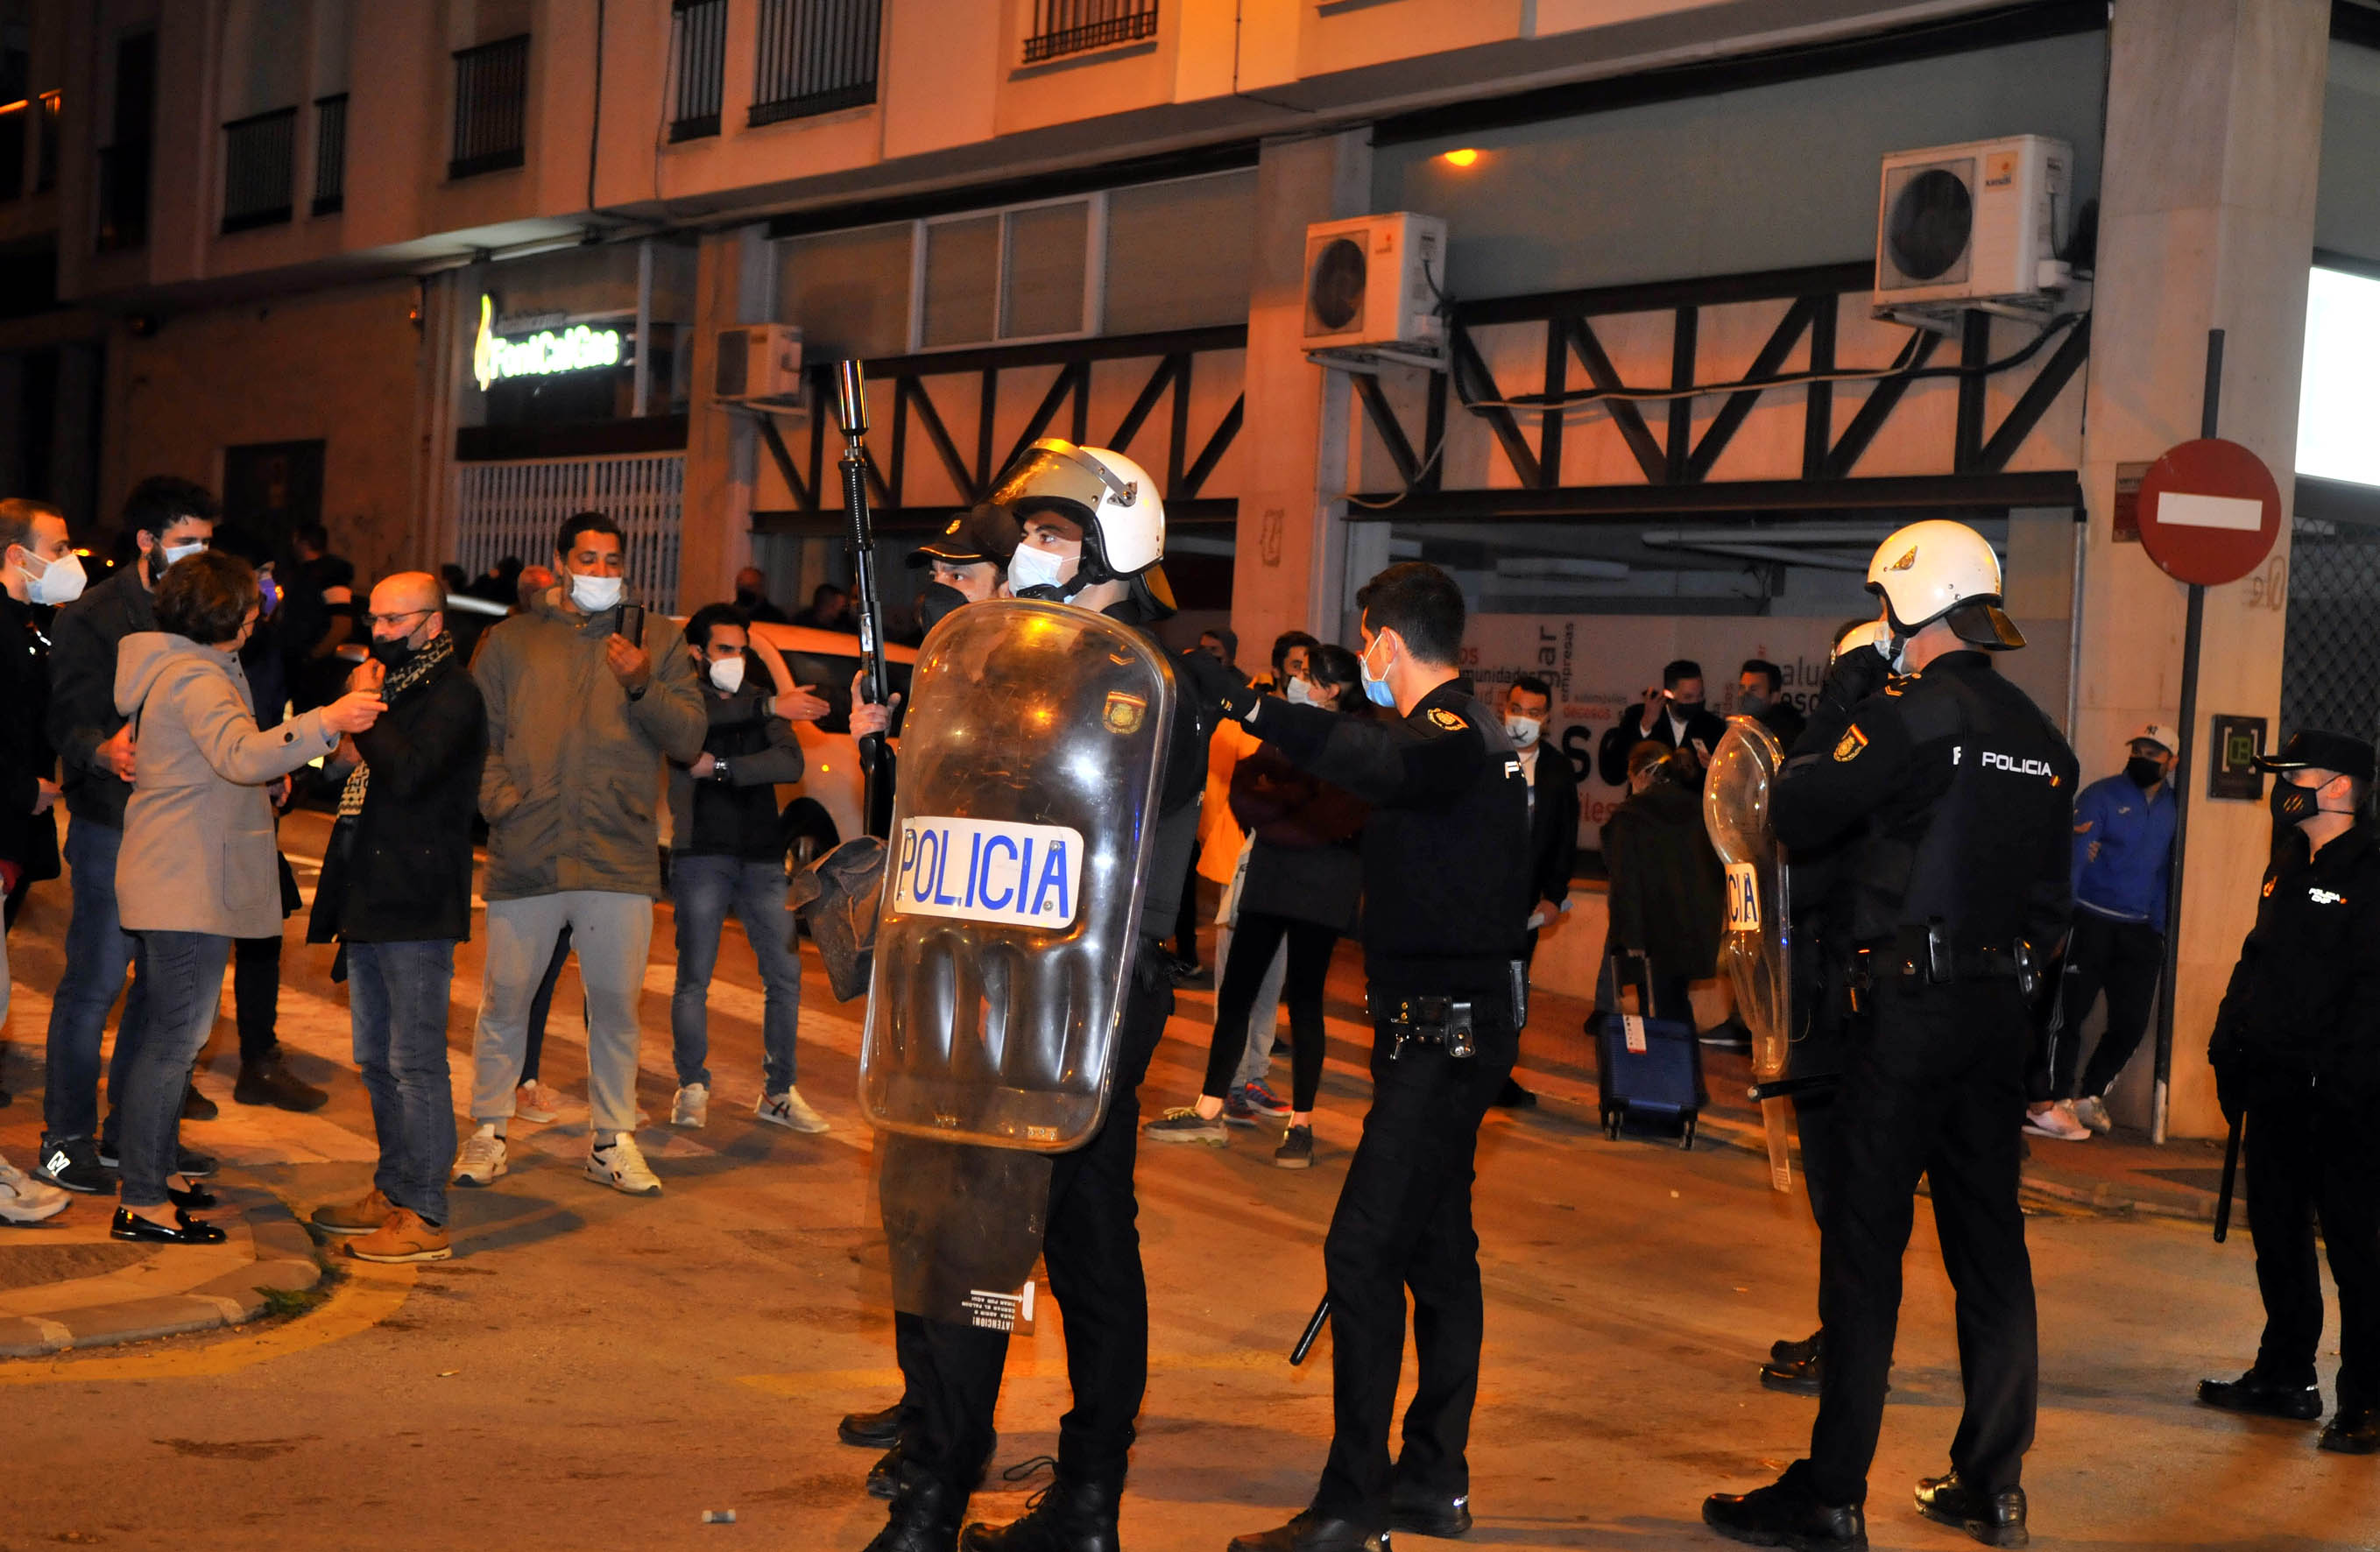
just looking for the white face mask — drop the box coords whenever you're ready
[159,539,208,568]
[16,547,86,605]
[570,572,624,613]
[1006,543,1073,596]
[708,655,745,694]
[1285,676,1317,706]
[1504,715,1543,747]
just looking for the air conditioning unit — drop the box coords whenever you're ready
[714,323,804,403]
[1873,135,2073,316]
[1303,212,1448,370]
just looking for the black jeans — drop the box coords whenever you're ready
[898,950,1172,1493]
[1310,1008,1515,1526]
[1169,850,1200,968]
[2244,1091,2380,1407]
[2052,914,2165,1101]
[1201,910,1338,1111]
[234,933,283,1065]
[1804,977,2036,1506]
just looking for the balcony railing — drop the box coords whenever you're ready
[34,91,57,193]
[670,0,727,141]
[313,93,347,215]
[0,100,25,201]
[221,105,296,232]
[749,0,879,127]
[1023,0,1157,64]
[450,33,529,180]
[95,141,150,250]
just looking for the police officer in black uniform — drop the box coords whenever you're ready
[864,441,1206,1552]
[2197,728,2380,1456]
[1705,520,2076,1551]
[1183,561,1529,1552]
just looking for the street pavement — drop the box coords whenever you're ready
[0,809,2369,1550]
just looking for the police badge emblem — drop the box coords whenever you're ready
[1833,726,1868,762]
[1427,709,1467,731]
[1103,691,1146,735]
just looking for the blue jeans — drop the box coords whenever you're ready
[43,819,148,1146]
[668,854,799,1093]
[349,940,460,1225]
[119,930,230,1210]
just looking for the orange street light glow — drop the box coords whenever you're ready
[1441,148,1481,168]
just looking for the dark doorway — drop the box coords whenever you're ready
[222,439,324,559]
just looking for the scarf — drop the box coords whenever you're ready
[337,631,456,817]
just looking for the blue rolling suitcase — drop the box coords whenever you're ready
[1592,950,1706,1148]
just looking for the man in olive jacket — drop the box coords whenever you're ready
[455,513,704,1200]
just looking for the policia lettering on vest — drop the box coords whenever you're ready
[1181,561,1532,1552]
[1704,520,2078,1552]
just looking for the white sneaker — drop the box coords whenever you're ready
[453,1129,510,1187]
[2073,1094,2114,1134]
[671,1083,710,1129]
[2023,1101,2092,1142]
[755,1088,830,1134]
[514,1082,564,1125]
[586,1134,662,1196]
[0,1152,70,1224]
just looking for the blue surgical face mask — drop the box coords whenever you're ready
[1006,543,1072,598]
[1359,636,1397,708]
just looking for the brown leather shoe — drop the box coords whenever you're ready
[346,1208,451,1263]
[311,1187,394,1236]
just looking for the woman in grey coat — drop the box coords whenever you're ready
[109,550,383,1244]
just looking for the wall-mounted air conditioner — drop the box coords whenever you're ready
[714,324,804,403]
[1303,212,1448,371]
[1874,135,2073,320]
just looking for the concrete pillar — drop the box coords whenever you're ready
[1229,131,1371,656]
[2073,0,2327,1139]
[680,226,772,615]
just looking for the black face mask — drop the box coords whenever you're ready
[2124,756,2165,789]
[1670,700,1704,717]
[915,581,969,634]
[368,637,417,669]
[735,588,760,606]
[2271,780,2321,827]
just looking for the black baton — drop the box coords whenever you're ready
[2214,1113,2242,1244]
[1291,1295,1330,1365]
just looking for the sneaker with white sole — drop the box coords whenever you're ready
[586,1134,662,1196]
[0,1152,70,1224]
[452,1129,510,1187]
[2023,1100,2091,1142]
[671,1083,710,1129]
[755,1088,830,1134]
[514,1082,564,1124]
[2073,1094,2114,1134]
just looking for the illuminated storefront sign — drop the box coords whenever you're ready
[470,293,625,392]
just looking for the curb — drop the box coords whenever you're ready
[0,1196,326,1359]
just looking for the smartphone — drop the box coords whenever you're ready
[618,602,646,645]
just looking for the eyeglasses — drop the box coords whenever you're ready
[366,608,434,629]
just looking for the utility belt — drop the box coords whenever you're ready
[1848,922,2041,1000]
[1367,991,1507,1062]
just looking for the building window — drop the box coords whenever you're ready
[450,33,529,180]
[0,98,25,202]
[750,0,879,127]
[96,32,157,251]
[669,0,727,141]
[915,196,1102,350]
[220,105,296,232]
[1023,0,1157,65]
[312,93,347,215]
[34,88,56,193]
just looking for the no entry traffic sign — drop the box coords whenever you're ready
[2136,437,2283,587]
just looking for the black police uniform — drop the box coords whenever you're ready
[2205,785,2380,1440]
[879,596,1206,1551]
[1228,677,1530,1534]
[1765,649,2076,1511]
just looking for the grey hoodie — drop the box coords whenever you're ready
[113,631,339,938]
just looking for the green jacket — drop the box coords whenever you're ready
[475,588,705,901]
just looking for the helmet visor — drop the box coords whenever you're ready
[985,440,1129,520]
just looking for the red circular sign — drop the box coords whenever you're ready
[2136,438,2282,587]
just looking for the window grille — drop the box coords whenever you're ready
[670,0,728,141]
[312,93,347,215]
[221,105,296,232]
[750,0,879,127]
[450,33,529,180]
[1023,0,1157,64]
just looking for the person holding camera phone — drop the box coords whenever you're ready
[1596,659,1727,789]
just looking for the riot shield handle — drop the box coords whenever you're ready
[833,359,895,837]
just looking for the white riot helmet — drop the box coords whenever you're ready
[1832,618,1890,662]
[987,439,1172,615]
[1865,519,2023,654]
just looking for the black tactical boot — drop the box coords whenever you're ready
[1914,1472,2027,1548]
[842,1400,907,1448]
[1762,1328,1825,1395]
[960,1469,1122,1552]
[1387,1479,1472,1537]
[2199,1368,2323,1421]
[1226,1511,1387,1552]
[1702,1465,1867,1550]
[865,1463,965,1552]
[874,1433,998,1502]
[2320,1405,2380,1454]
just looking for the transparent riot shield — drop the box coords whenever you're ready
[1703,717,1795,1191]
[860,599,1175,1324]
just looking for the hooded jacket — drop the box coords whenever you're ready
[473,585,706,901]
[112,631,340,938]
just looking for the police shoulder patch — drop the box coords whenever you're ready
[1427,708,1467,731]
[1833,726,1869,762]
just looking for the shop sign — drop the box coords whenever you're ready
[470,294,625,392]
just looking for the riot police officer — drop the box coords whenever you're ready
[2197,729,2380,1456]
[1704,520,2076,1550]
[865,441,1205,1552]
[1184,561,1530,1552]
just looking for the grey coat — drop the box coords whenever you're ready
[112,632,339,939]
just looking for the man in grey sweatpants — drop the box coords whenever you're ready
[452,511,704,1197]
